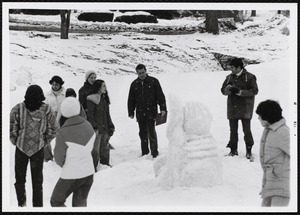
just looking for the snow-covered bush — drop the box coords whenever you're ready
[115,12,158,24]
[77,12,114,22]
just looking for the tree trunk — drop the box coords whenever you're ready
[251,10,256,17]
[205,11,219,35]
[60,10,71,39]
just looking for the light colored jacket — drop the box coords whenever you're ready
[259,118,290,198]
[54,115,96,179]
[45,87,66,114]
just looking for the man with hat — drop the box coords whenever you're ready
[44,75,66,161]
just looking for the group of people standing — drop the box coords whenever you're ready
[9,59,290,208]
[10,63,167,207]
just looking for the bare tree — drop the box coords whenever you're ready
[60,10,71,39]
[205,11,219,35]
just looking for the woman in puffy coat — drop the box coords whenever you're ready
[86,79,115,168]
[10,85,57,207]
[256,100,290,207]
[51,97,97,207]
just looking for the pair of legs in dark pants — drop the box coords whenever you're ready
[138,116,158,157]
[92,133,111,167]
[50,175,94,207]
[14,147,44,207]
[227,119,254,152]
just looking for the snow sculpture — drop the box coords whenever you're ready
[154,95,222,189]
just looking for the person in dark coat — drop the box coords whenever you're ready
[51,97,96,207]
[127,64,167,158]
[256,100,290,207]
[10,85,57,207]
[78,70,97,114]
[86,79,115,168]
[221,58,258,158]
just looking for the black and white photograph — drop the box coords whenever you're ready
[2,2,298,213]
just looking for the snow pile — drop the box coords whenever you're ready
[154,95,222,189]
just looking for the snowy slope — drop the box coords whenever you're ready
[2,5,298,213]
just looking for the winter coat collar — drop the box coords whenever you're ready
[87,93,101,105]
[267,118,286,131]
[83,81,92,88]
[61,115,86,128]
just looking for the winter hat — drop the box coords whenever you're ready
[49,75,64,85]
[85,70,96,81]
[66,88,77,98]
[60,97,80,118]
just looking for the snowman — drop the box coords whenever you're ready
[153,95,222,189]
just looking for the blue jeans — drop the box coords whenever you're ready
[50,175,94,207]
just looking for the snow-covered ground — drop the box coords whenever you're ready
[2,3,298,213]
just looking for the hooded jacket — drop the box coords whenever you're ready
[86,94,115,135]
[221,69,258,119]
[10,102,57,156]
[259,118,290,198]
[128,75,167,120]
[54,115,96,179]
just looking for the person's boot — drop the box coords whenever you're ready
[15,184,26,207]
[227,150,238,156]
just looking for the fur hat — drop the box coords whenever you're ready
[49,75,64,85]
[60,97,80,118]
[85,70,96,81]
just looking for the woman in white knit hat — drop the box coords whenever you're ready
[51,97,98,207]
[78,70,97,114]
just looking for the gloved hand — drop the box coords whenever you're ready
[229,86,240,94]
[224,85,232,95]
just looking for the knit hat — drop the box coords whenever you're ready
[85,70,96,81]
[49,75,64,85]
[60,97,80,118]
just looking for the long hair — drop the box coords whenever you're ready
[88,79,110,104]
[24,85,45,111]
[256,100,283,124]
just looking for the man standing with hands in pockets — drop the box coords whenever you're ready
[128,64,167,158]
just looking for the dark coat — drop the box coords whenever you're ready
[128,75,167,120]
[221,69,258,119]
[78,82,92,112]
[86,94,115,135]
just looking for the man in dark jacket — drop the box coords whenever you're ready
[221,58,258,158]
[128,64,167,158]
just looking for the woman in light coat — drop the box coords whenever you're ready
[256,100,290,207]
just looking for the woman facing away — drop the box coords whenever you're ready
[86,79,115,168]
[10,85,57,207]
[50,97,97,207]
[256,100,290,207]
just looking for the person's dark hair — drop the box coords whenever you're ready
[66,88,77,98]
[49,75,64,85]
[88,79,110,104]
[256,100,283,124]
[59,115,68,127]
[136,64,146,71]
[24,85,45,111]
[229,58,244,69]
